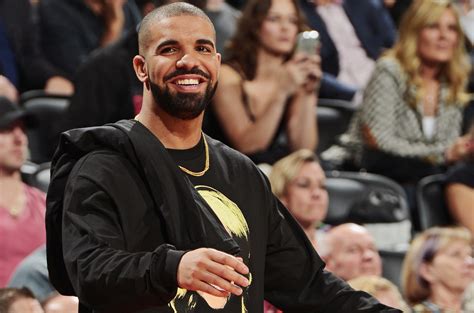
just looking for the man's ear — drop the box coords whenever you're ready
[133,55,148,84]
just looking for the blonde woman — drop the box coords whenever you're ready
[401,227,474,312]
[334,0,472,184]
[269,149,328,250]
[348,276,410,313]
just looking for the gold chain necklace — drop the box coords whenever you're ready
[178,134,209,177]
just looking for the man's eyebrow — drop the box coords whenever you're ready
[196,39,215,49]
[154,39,179,53]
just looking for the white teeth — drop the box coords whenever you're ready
[176,79,199,85]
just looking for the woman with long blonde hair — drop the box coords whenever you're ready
[330,0,472,184]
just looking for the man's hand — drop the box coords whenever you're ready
[45,76,74,95]
[0,75,18,103]
[177,248,250,298]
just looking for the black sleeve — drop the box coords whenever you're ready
[368,0,396,50]
[38,1,90,78]
[264,187,400,312]
[62,153,184,311]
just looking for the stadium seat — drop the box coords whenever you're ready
[416,174,453,230]
[20,90,70,163]
[324,171,410,225]
[316,98,356,154]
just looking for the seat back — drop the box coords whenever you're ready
[29,162,52,193]
[21,90,70,163]
[316,99,355,154]
[324,171,410,225]
[379,249,406,290]
[416,174,452,230]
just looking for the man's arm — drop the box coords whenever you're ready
[62,152,184,310]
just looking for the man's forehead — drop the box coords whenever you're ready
[151,15,215,40]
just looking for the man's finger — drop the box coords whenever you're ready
[193,280,230,298]
[197,270,244,296]
[208,250,249,275]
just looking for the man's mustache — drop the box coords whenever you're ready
[164,68,211,82]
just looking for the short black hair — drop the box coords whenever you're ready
[138,2,214,54]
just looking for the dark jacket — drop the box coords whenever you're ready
[299,0,396,100]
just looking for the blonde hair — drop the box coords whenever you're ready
[401,227,472,305]
[385,0,471,106]
[269,149,319,199]
[348,276,410,312]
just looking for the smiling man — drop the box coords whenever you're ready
[46,3,400,313]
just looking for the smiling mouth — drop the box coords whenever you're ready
[175,78,200,86]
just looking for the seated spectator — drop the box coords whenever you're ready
[209,0,321,165]
[38,0,141,78]
[8,246,79,313]
[348,276,410,312]
[269,149,329,250]
[401,226,474,312]
[0,0,72,101]
[445,125,474,234]
[320,223,382,281]
[0,287,44,313]
[0,97,46,286]
[325,0,472,184]
[298,0,396,102]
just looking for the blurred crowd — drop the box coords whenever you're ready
[0,0,473,312]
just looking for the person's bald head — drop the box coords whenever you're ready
[322,223,382,281]
[138,2,215,55]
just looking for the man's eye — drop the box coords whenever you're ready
[196,46,212,53]
[160,47,177,54]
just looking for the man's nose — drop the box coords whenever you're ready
[176,53,199,69]
[12,125,25,140]
[363,249,376,261]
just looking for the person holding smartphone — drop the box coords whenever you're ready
[208,0,322,165]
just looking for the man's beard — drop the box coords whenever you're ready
[149,69,217,120]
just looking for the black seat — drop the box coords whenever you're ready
[20,90,70,163]
[416,174,453,230]
[324,171,410,225]
[20,161,40,186]
[316,99,356,154]
[29,162,51,193]
[379,249,406,290]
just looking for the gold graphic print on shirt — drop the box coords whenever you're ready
[169,185,251,313]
